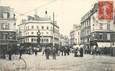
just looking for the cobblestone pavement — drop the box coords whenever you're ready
[0,53,115,71]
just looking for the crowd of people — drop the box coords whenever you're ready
[42,46,71,60]
[0,44,85,60]
[41,46,84,60]
[1,44,112,60]
[84,46,112,55]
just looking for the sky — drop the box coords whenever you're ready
[0,0,114,36]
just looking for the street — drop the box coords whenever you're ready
[0,53,115,71]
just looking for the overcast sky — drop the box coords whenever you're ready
[0,0,114,36]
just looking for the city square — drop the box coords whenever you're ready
[0,0,115,71]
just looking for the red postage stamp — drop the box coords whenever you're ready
[98,1,113,20]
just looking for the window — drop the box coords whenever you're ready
[41,32,44,35]
[42,26,44,29]
[0,13,3,18]
[28,32,29,35]
[93,24,94,26]
[47,26,49,30]
[3,12,7,19]
[31,38,34,42]
[99,34,103,40]
[14,14,15,19]
[27,38,29,42]
[1,23,6,30]
[26,33,28,36]
[14,23,16,26]
[107,33,110,40]
[31,32,34,34]
[34,38,36,42]
[26,27,27,30]
[7,12,10,18]
[37,26,39,29]
[6,23,9,30]
[46,39,49,42]
[32,26,34,29]
[41,39,43,42]
[28,26,29,30]
[46,32,49,34]
[100,23,103,30]
[107,24,110,30]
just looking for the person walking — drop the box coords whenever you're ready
[19,46,23,59]
[43,47,51,60]
[80,47,83,57]
[51,47,57,60]
[74,48,78,57]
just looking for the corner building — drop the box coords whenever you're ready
[0,6,16,55]
[81,3,115,50]
[18,15,59,48]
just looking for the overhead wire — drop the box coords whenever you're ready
[15,0,57,16]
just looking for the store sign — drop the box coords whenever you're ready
[98,1,113,20]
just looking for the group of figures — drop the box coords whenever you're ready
[0,45,84,60]
[43,47,57,60]
[74,47,84,57]
[84,46,112,55]
[42,46,71,60]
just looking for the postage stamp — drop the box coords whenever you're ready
[98,1,113,20]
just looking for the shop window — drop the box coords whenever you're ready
[99,35,103,40]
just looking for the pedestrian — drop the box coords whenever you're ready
[35,50,37,56]
[66,47,70,55]
[60,46,64,56]
[64,47,67,56]
[51,47,57,60]
[19,46,23,59]
[74,48,78,57]
[80,47,83,57]
[43,47,50,60]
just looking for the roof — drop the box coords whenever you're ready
[0,6,11,12]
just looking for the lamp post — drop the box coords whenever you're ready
[52,12,55,48]
[8,34,13,60]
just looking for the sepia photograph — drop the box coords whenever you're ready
[0,0,115,71]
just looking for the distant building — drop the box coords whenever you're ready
[59,34,69,47]
[70,25,81,48]
[0,6,16,54]
[18,14,59,48]
[81,3,115,49]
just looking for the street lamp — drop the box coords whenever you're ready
[8,34,13,60]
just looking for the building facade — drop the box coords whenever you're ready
[18,14,59,48]
[0,6,16,56]
[81,3,115,49]
[70,25,81,48]
[59,34,69,48]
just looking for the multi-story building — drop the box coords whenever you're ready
[59,34,69,47]
[0,6,16,56]
[81,3,115,49]
[70,25,81,48]
[18,14,59,48]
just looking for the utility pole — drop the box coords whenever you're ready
[52,12,55,47]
